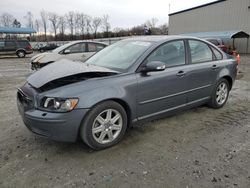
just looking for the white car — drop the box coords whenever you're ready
[30,41,107,70]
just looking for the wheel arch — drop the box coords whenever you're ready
[222,75,233,90]
[90,98,132,127]
[16,48,26,54]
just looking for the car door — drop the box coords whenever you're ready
[63,42,87,61]
[185,39,220,103]
[136,40,189,120]
[4,41,16,55]
[0,41,5,55]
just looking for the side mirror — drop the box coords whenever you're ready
[141,61,166,73]
[63,49,70,54]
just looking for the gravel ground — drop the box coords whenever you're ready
[0,53,250,188]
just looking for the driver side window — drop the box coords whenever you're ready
[146,40,186,68]
[66,43,86,53]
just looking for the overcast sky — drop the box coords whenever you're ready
[0,0,215,29]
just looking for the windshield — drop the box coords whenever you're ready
[86,40,152,71]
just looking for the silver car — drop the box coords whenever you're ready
[17,36,238,150]
[30,41,107,70]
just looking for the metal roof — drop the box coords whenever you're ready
[0,27,36,34]
[181,30,250,39]
[169,0,226,16]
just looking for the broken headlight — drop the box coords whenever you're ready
[40,97,78,112]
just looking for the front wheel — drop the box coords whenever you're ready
[209,78,230,109]
[80,101,128,150]
[17,50,26,58]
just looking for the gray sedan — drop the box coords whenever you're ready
[17,36,238,150]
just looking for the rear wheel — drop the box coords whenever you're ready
[17,50,26,58]
[209,78,230,109]
[80,101,127,150]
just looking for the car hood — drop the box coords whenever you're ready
[27,59,118,89]
[30,52,61,63]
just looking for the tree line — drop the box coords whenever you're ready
[0,11,168,41]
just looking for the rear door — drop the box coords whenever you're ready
[84,43,106,61]
[4,41,16,55]
[185,39,221,103]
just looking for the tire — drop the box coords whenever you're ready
[209,78,230,109]
[16,50,26,58]
[40,49,44,53]
[80,101,128,150]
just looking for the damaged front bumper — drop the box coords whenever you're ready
[31,62,48,70]
[17,88,89,142]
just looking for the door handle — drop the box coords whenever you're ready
[211,65,219,70]
[176,70,185,77]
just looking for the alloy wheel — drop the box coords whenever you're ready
[216,82,228,105]
[92,109,123,144]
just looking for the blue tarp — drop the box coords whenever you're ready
[0,27,36,34]
[181,30,249,39]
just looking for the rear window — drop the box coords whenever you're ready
[88,43,105,52]
[189,40,213,63]
[5,41,16,47]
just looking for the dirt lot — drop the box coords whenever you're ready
[0,53,250,188]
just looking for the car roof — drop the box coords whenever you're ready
[0,39,29,42]
[67,40,107,46]
[123,35,204,43]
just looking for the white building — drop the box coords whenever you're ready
[169,0,250,53]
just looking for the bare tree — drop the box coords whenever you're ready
[92,17,102,38]
[58,16,66,39]
[159,23,168,34]
[40,10,48,41]
[74,12,81,36]
[78,13,87,39]
[24,11,33,28]
[66,11,75,39]
[102,14,111,37]
[85,15,92,38]
[34,19,40,33]
[0,13,15,27]
[146,17,159,28]
[48,12,59,40]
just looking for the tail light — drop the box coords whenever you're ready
[26,44,32,50]
[236,54,240,65]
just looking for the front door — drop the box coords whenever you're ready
[136,40,188,120]
[64,42,87,61]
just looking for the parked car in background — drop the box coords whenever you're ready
[0,40,33,58]
[205,38,229,53]
[205,38,240,64]
[30,41,107,70]
[18,36,238,150]
[38,43,59,52]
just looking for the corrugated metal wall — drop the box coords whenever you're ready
[169,0,250,53]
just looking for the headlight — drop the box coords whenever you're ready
[40,97,78,112]
[34,55,44,62]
